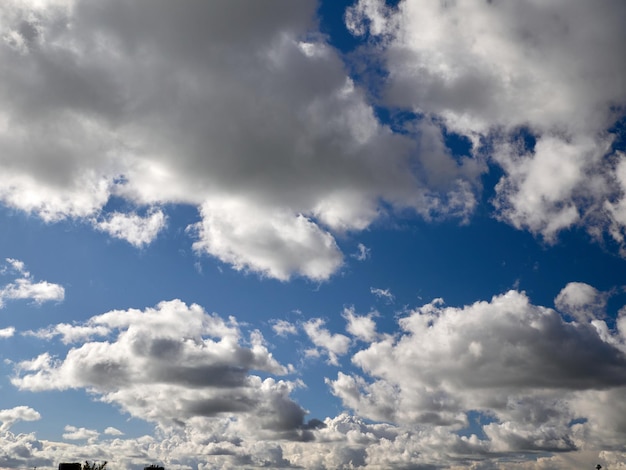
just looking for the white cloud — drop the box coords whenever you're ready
[0,0,490,281]
[63,425,99,444]
[0,258,64,308]
[0,326,15,338]
[271,320,298,337]
[104,427,123,436]
[12,299,312,441]
[555,282,608,322]
[370,287,394,303]
[347,0,626,248]
[4,290,626,468]
[351,243,370,261]
[342,307,378,343]
[94,209,166,248]
[26,323,110,344]
[328,288,626,452]
[190,198,343,282]
[302,318,351,366]
[0,406,41,432]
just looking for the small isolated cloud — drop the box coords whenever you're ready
[555,282,608,322]
[370,287,394,303]
[0,406,41,432]
[271,320,298,337]
[0,259,64,308]
[302,318,350,366]
[104,426,124,436]
[0,326,15,338]
[342,307,378,343]
[94,209,167,248]
[63,425,99,444]
[351,243,370,261]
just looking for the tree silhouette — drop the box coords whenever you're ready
[82,461,107,470]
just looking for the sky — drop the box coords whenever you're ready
[0,0,626,469]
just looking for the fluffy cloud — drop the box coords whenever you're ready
[63,425,99,444]
[0,258,64,308]
[5,289,626,468]
[555,282,608,322]
[93,209,166,248]
[0,326,15,338]
[342,307,378,343]
[347,0,626,247]
[272,319,298,337]
[328,288,626,454]
[13,300,314,441]
[0,406,41,432]
[0,0,484,281]
[303,318,351,366]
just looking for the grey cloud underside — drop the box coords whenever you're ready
[9,286,626,468]
[349,0,626,248]
[0,0,484,280]
[0,0,625,279]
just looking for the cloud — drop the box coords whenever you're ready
[328,288,626,453]
[104,427,124,436]
[63,425,99,444]
[0,406,41,432]
[0,258,64,308]
[0,326,15,338]
[351,243,370,261]
[347,0,626,248]
[370,287,394,303]
[0,0,491,281]
[26,323,110,344]
[5,289,626,468]
[93,209,166,248]
[12,299,313,440]
[190,198,343,282]
[302,318,351,366]
[555,282,608,322]
[271,320,298,337]
[342,306,378,343]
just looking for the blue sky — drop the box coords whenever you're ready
[1,1,626,469]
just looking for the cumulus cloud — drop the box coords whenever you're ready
[63,425,99,444]
[272,320,298,337]
[94,209,166,248]
[12,300,314,441]
[342,306,378,343]
[0,258,64,308]
[104,427,124,436]
[328,288,626,453]
[190,198,343,281]
[555,282,608,322]
[0,406,41,432]
[5,288,626,468]
[302,318,351,366]
[0,0,485,281]
[347,0,626,248]
[0,326,15,338]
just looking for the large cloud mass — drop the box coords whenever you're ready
[328,289,626,458]
[0,0,485,281]
[7,287,626,468]
[13,300,316,441]
[347,0,626,246]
